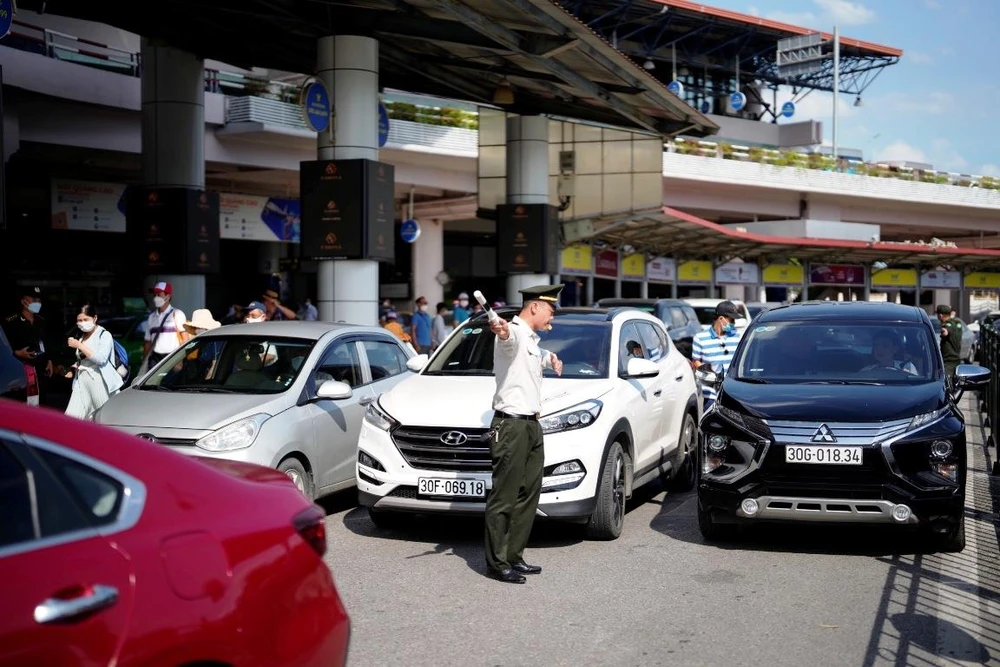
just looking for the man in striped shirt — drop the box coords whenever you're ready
[691,300,743,410]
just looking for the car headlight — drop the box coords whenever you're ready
[907,407,949,432]
[539,400,602,435]
[196,413,269,452]
[364,401,398,432]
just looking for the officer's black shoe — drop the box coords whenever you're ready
[488,568,527,584]
[511,562,542,575]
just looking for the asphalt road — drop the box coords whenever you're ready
[322,397,1000,667]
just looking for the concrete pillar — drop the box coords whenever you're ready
[411,218,444,308]
[140,41,205,312]
[505,115,552,306]
[316,35,380,324]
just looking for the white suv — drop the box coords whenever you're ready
[356,307,702,539]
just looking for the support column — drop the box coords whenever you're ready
[505,115,552,306]
[140,41,206,313]
[316,35,380,324]
[411,218,444,309]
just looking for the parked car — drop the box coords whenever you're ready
[0,326,29,402]
[683,298,752,332]
[594,298,702,357]
[94,321,414,499]
[745,302,784,320]
[695,301,990,552]
[0,398,350,666]
[357,307,702,540]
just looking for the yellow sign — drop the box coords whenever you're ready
[677,260,712,283]
[560,244,592,274]
[762,264,804,285]
[964,272,1000,289]
[622,253,645,279]
[871,268,918,289]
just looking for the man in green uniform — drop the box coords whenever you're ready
[485,283,563,584]
[937,304,963,382]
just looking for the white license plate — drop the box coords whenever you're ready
[785,445,863,465]
[418,478,487,497]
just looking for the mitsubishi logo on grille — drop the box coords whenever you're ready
[440,431,468,446]
[811,424,837,443]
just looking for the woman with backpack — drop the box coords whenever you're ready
[64,304,124,420]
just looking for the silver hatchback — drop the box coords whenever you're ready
[95,321,414,498]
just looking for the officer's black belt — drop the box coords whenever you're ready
[495,411,537,421]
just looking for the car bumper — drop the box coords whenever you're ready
[356,420,604,521]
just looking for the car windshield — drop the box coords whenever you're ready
[423,315,613,379]
[138,336,316,394]
[735,321,938,384]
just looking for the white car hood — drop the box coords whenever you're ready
[379,374,614,428]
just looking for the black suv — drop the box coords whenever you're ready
[695,301,990,552]
[594,298,701,357]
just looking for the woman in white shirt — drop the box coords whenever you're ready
[64,304,124,420]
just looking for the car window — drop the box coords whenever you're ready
[636,321,668,362]
[669,307,688,330]
[363,339,408,381]
[316,340,364,388]
[33,448,123,524]
[619,322,645,371]
[682,307,698,326]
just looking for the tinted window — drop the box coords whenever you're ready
[691,307,718,326]
[316,340,364,388]
[636,321,668,362]
[34,448,123,524]
[0,442,34,547]
[736,321,938,383]
[669,307,688,330]
[425,315,613,379]
[619,322,644,371]
[364,339,408,381]
[139,336,316,394]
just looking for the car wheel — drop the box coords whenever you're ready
[697,500,738,542]
[586,441,628,540]
[928,515,966,553]
[278,458,314,500]
[667,411,697,493]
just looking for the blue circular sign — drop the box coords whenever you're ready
[666,80,684,97]
[378,102,390,148]
[781,101,796,118]
[400,218,421,243]
[0,0,13,40]
[729,92,747,112]
[700,100,711,114]
[302,81,330,133]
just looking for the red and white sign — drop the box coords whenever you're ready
[594,250,619,278]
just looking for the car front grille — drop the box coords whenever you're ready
[391,426,492,472]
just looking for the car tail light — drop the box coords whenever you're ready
[292,505,327,557]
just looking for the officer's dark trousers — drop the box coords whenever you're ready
[945,360,959,384]
[484,416,544,572]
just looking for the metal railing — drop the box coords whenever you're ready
[978,324,1000,452]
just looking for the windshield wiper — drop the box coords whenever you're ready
[170,386,246,393]
[802,380,885,386]
[738,377,771,384]
[137,384,173,391]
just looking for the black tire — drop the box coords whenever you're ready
[697,501,738,542]
[368,508,404,529]
[277,457,314,500]
[586,441,628,540]
[668,412,697,493]
[929,515,966,553]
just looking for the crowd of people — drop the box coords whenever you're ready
[378,291,507,354]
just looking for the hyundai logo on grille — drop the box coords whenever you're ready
[440,431,468,446]
[811,424,837,443]
[136,433,158,443]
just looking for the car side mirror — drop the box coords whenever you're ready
[953,364,990,401]
[406,354,429,372]
[317,379,352,400]
[624,357,660,378]
[695,367,720,386]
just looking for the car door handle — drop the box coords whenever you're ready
[653,389,663,397]
[359,396,374,406]
[35,584,119,624]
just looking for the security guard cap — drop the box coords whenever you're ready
[935,304,953,315]
[519,284,564,309]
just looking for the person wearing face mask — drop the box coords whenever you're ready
[410,296,432,354]
[691,300,743,411]
[3,287,54,397]
[452,292,471,329]
[64,304,124,420]
[142,282,189,374]
[243,301,267,324]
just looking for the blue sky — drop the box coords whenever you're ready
[704,0,999,176]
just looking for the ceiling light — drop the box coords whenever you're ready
[492,80,514,106]
[643,59,656,71]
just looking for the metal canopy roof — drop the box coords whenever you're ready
[567,0,902,97]
[18,0,717,137]
[583,207,1000,269]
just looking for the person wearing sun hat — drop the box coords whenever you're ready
[183,309,222,337]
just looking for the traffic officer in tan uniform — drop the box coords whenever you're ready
[485,283,563,584]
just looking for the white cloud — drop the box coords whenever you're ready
[777,87,858,121]
[877,141,929,164]
[908,51,933,65]
[930,138,969,172]
[814,0,876,25]
[981,164,1000,177]
[747,6,761,17]
[924,0,942,8]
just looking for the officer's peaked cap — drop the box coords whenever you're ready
[519,284,564,308]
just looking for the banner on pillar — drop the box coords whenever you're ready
[560,244,592,275]
[594,250,619,278]
[809,263,865,286]
[870,268,918,289]
[621,253,645,280]
[496,203,560,274]
[299,159,396,261]
[126,188,220,274]
[51,179,128,233]
[920,270,961,289]
[219,193,301,243]
[677,261,712,283]
[715,262,759,285]
[964,272,1000,290]
[646,257,675,282]
[763,264,804,286]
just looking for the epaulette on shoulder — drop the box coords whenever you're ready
[4,314,16,322]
